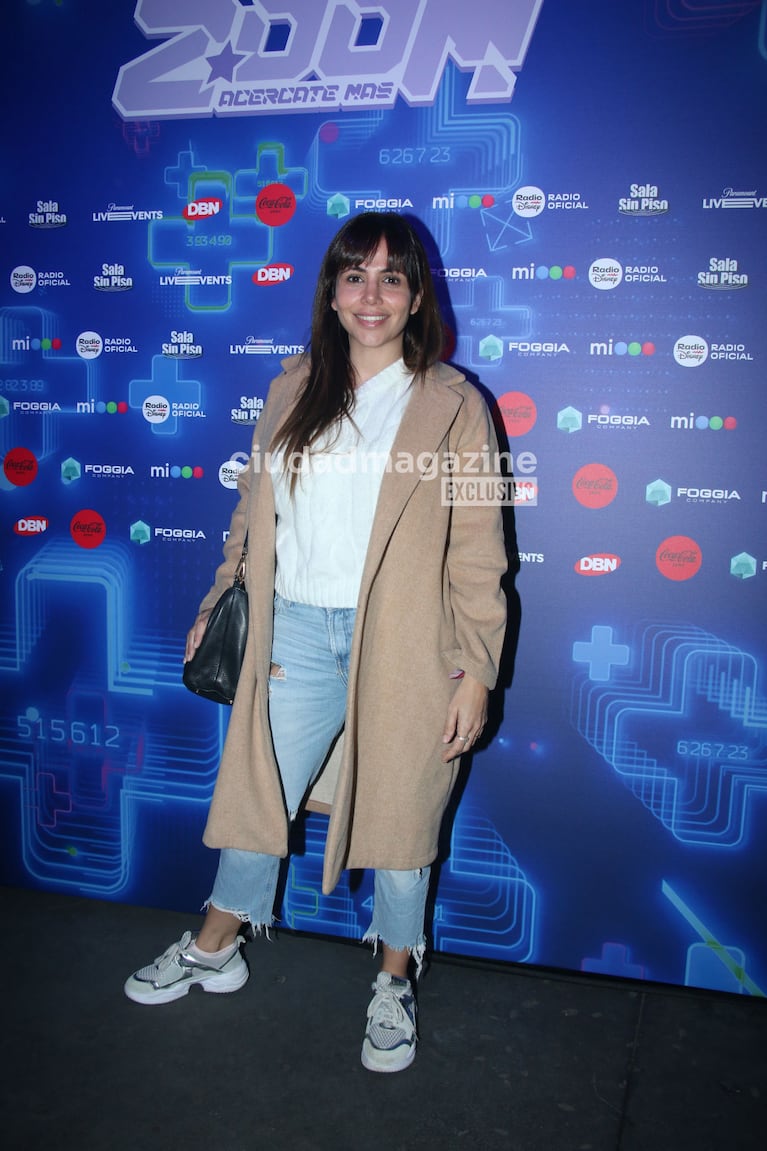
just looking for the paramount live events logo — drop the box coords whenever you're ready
[112,0,544,118]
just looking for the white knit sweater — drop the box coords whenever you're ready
[270,359,414,607]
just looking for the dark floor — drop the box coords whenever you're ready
[2,885,765,1151]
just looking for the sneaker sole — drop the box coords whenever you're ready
[361,1041,416,1073]
[124,961,249,1005]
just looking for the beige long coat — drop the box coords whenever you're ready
[200,356,508,894]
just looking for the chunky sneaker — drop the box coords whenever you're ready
[361,971,417,1073]
[124,931,248,1005]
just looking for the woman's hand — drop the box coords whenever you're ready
[441,672,489,762]
[184,610,212,663]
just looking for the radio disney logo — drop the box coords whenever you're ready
[589,259,623,290]
[142,395,170,424]
[219,455,248,489]
[512,186,545,217]
[76,331,104,360]
[673,336,708,367]
[10,266,37,293]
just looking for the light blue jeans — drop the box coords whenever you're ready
[208,594,429,968]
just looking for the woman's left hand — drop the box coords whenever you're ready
[442,672,489,762]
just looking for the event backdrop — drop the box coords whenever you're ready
[1,0,765,995]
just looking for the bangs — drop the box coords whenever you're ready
[328,213,422,287]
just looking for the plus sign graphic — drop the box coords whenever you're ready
[129,356,202,436]
[573,625,630,682]
[149,143,308,310]
[164,147,207,197]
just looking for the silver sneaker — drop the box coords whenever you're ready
[361,971,417,1072]
[124,931,248,1005]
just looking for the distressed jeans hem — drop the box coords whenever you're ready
[202,898,275,938]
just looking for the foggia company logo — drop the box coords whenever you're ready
[112,3,544,118]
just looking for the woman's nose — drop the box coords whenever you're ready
[362,277,382,302]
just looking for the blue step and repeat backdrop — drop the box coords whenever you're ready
[1,0,765,994]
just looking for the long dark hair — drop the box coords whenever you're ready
[271,212,443,479]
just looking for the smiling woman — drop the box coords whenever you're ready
[124,212,508,1076]
[331,241,422,378]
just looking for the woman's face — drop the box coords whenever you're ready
[331,239,421,369]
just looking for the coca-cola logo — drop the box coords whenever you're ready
[70,509,107,549]
[497,390,537,437]
[3,446,39,487]
[572,463,618,509]
[256,183,297,227]
[656,534,702,581]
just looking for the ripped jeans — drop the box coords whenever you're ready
[208,594,429,972]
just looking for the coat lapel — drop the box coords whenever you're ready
[358,367,464,601]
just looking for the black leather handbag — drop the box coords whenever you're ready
[182,538,248,705]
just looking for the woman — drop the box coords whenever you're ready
[124,212,508,1073]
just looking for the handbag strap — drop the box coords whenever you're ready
[234,535,248,585]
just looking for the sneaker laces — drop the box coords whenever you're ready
[136,931,195,981]
[368,981,412,1031]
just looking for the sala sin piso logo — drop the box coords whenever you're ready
[112,1,545,117]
